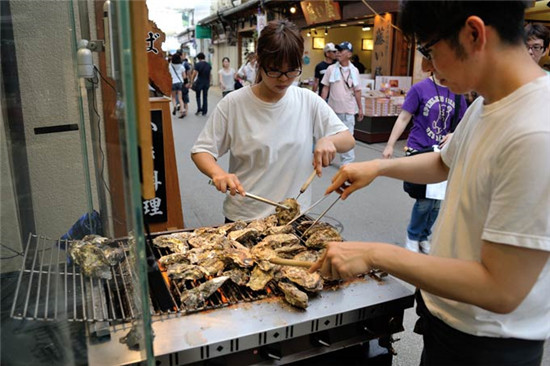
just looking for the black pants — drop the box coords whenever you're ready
[195,84,209,114]
[415,291,544,366]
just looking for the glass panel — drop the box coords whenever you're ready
[1,0,153,364]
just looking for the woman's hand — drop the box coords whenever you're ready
[211,173,245,196]
[382,145,394,159]
[313,137,337,175]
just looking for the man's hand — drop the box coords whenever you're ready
[325,160,380,199]
[309,241,373,280]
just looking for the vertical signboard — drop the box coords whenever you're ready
[372,13,393,76]
[142,110,168,222]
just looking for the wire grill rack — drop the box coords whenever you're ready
[10,234,138,322]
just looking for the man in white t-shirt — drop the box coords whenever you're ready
[321,41,363,166]
[312,2,550,365]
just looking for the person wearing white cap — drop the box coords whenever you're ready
[321,41,363,166]
[312,42,337,97]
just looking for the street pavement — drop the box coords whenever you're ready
[170,86,549,365]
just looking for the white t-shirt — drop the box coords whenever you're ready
[218,67,235,91]
[191,85,349,221]
[423,74,550,340]
[237,62,257,85]
[169,63,184,85]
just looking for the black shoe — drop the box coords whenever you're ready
[172,107,176,115]
[195,110,202,116]
[202,112,207,116]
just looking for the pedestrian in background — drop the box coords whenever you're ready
[313,2,549,365]
[321,41,363,167]
[382,57,467,254]
[525,23,550,73]
[218,57,235,97]
[235,52,257,86]
[312,42,337,98]
[168,53,186,118]
[191,52,212,116]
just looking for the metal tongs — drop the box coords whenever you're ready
[299,195,341,239]
[208,180,290,210]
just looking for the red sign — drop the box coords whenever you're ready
[300,1,342,26]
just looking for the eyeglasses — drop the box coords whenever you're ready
[262,67,302,78]
[417,38,441,60]
[526,44,544,52]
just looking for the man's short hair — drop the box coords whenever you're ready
[399,1,529,47]
[197,52,206,60]
[525,23,550,49]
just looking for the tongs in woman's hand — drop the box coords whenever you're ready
[299,194,341,239]
[296,170,317,199]
[208,180,290,210]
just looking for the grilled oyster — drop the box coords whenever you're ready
[223,245,253,268]
[68,239,112,280]
[278,281,308,309]
[166,263,207,281]
[227,228,260,247]
[197,256,226,277]
[297,221,333,239]
[265,225,294,236]
[293,250,321,263]
[305,227,341,249]
[247,266,274,291]
[280,266,323,292]
[188,233,227,249]
[180,276,230,309]
[275,198,300,225]
[158,252,190,267]
[152,232,191,253]
[222,267,250,286]
[217,220,248,235]
[258,233,300,248]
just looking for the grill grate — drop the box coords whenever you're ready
[10,234,138,322]
[149,216,325,316]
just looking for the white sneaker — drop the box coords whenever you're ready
[419,240,431,254]
[405,237,419,252]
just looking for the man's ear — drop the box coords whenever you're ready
[464,16,486,51]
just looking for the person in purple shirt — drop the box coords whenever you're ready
[383,60,467,254]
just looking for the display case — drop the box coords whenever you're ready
[1,1,155,364]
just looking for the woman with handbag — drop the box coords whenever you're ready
[382,58,467,253]
[168,53,186,118]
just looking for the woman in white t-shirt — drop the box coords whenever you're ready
[191,20,355,222]
[218,57,235,97]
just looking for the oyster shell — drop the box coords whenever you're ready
[227,228,260,247]
[152,232,192,253]
[280,266,323,292]
[222,267,250,286]
[247,266,274,291]
[180,276,230,309]
[158,253,190,267]
[278,281,308,309]
[305,227,341,249]
[166,263,207,281]
[275,198,300,225]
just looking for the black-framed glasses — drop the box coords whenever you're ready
[262,66,302,78]
[526,44,544,52]
[417,38,441,60]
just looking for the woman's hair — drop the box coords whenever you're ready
[256,20,304,83]
[171,53,182,64]
[222,57,230,63]
[525,23,550,49]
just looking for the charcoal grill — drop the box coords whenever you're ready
[10,222,414,365]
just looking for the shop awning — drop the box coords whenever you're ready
[197,0,264,26]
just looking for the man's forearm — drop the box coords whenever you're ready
[377,152,449,184]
